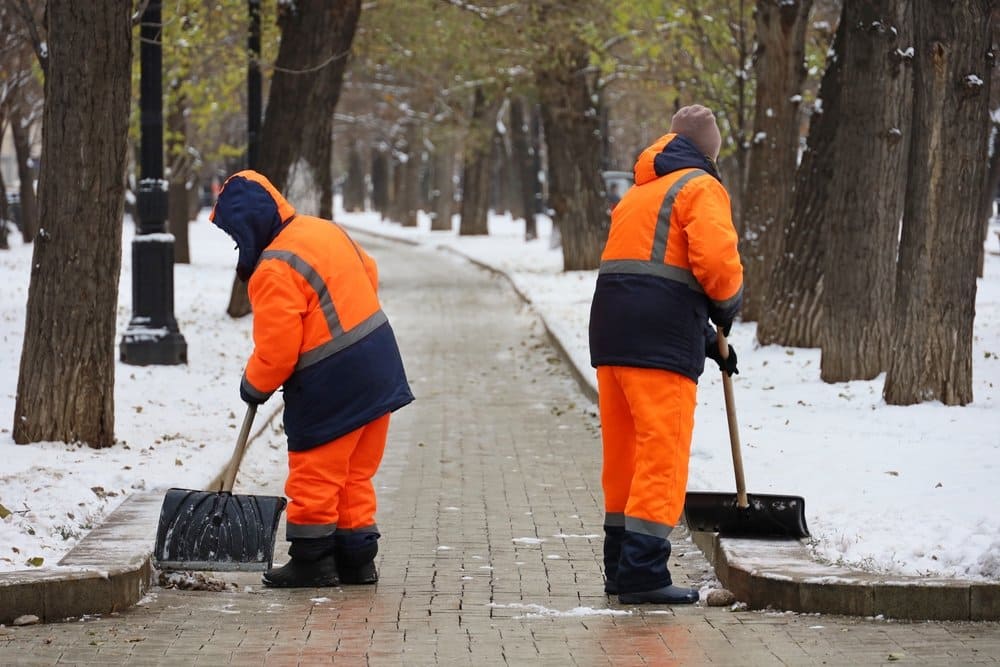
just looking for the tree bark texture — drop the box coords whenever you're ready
[884,0,994,406]
[820,0,912,382]
[13,2,131,447]
[738,0,812,321]
[978,122,1000,276]
[398,123,420,227]
[756,12,848,349]
[167,91,191,264]
[535,35,607,270]
[459,88,492,236]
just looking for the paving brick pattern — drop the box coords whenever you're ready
[1,237,998,665]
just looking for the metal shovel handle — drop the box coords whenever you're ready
[219,404,258,493]
[717,327,749,509]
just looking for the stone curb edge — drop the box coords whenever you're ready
[0,405,283,625]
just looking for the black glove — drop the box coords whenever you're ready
[706,342,739,376]
[240,382,267,405]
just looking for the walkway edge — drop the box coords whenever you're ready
[0,404,284,625]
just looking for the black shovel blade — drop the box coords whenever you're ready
[153,488,287,572]
[684,491,809,538]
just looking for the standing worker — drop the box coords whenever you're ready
[210,170,414,588]
[588,105,743,604]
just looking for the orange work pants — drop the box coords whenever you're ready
[598,365,696,532]
[285,413,390,538]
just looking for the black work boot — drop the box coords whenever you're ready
[262,554,339,588]
[338,560,378,585]
[336,541,379,585]
[618,585,699,605]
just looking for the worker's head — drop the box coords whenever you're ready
[669,105,722,161]
[210,170,295,281]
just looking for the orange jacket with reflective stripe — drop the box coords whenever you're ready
[589,134,743,380]
[211,171,413,450]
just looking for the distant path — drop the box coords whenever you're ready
[1,235,998,664]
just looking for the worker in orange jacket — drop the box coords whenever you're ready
[211,170,413,588]
[589,105,743,604]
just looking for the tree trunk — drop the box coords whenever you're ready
[884,0,993,406]
[510,96,540,240]
[756,11,847,349]
[820,0,911,383]
[13,2,131,447]
[166,90,191,264]
[343,142,366,212]
[9,104,39,244]
[459,88,492,236]
[535,35,607,270]
[738,0,812,321]
[429,137,456,231]
[371,145,390,218]
[978,121,1000,276]
[228,0,362,316]
[398,123,420,227]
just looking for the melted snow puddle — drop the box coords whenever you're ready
[490,602,631,619]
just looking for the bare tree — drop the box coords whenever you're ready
[459,87,493,236]
[13,2,132,447]
[884,0,995,406]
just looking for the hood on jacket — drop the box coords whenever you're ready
[632,133,722,187]
[210,170,296,281]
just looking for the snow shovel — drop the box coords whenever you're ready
[153,404,287,571]
[683,327,810,538]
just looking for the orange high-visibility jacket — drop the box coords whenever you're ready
[589,134,743,380]
[211,171,413,450]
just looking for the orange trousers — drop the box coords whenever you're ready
[285,414,390,538]
[598,365,696,531]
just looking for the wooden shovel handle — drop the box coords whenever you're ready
[220,404,258,493]
[717,328,749,509]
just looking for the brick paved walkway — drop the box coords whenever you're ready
[1,236,998,665]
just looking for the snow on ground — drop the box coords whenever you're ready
[1,203,999,582]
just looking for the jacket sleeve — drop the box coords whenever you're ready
[243,262,307,398]
[682,178,744,326]
[357,243,379,293]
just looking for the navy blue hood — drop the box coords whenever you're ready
[652,134,722,182]
[210,175,290,281]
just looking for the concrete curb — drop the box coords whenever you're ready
[342,224,1000,621]
[0,405,283,625]
[691,531,1000,621]
[0,492,158,625]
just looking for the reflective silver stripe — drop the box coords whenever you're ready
[295,309,388,371]
[240,375,270,402]
[650,169,706,264]
[604,512,626,527]
[625,516,674,539]
[713,284,744,311]
[286,522,337,539]
[260,249,345,339]
[335,523,379,534]
[259,249,388,371]
[599,259,705,294]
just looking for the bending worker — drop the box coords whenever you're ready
[589,105,743,604]
[211,170,413,588]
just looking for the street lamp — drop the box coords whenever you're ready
[120,0,187,365]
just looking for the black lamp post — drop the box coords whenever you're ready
[120,0,187,365]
